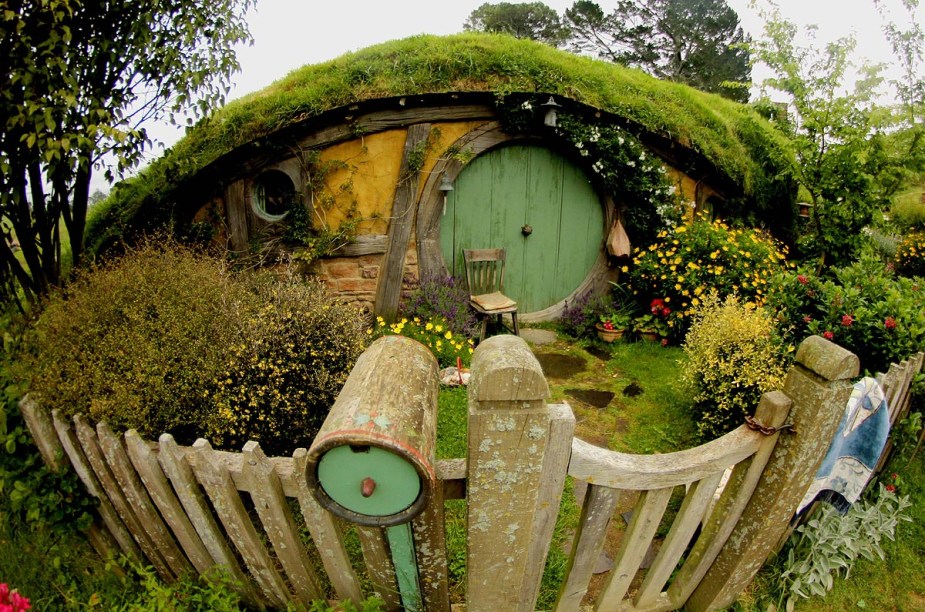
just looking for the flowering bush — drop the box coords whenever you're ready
[18,242,366,456]
[628,217,788,340]
[764,256,925,374]
[893,230,925,278]
[0,584,30,612]
[205,274,366,455]
[400,275,479,338]
[372,316,474,368]
[681,293,788,440]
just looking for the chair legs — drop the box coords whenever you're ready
[478,312,518,343]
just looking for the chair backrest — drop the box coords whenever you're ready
[463,249,506,296]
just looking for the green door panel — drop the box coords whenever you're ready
[440,144,603,313]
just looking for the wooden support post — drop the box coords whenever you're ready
[466,335,575,612]
[374,123,432,320]
[687,335,860,610]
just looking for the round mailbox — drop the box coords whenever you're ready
[305,336,439,527]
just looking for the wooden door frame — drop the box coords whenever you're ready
[416,122,615,321]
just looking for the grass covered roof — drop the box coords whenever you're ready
[87,33,795,253]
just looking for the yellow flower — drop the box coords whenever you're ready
[444,331,453,340]
[435,324,444,333]
[675,226,687,233]
[620,266,629,273]
[425,322,434,331]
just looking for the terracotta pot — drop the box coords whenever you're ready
[639,331,660,343]
[595,323,625,343]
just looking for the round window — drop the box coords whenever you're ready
[251,169,295,222]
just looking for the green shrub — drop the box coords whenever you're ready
[890,188,925,231]
[628,217,789,340]
[765,256,925,375]
[681,293,787,440]
[206,273,366,454]
[18,242,244,438]
[16,241,365,455]
[893,230,925,278]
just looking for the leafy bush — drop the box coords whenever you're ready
[16,241,365,455]
[774,485,912,610]
[206,273,366,455]
[764,256,925,374]
[889,188,925,231]
[400,275,479,338]
[372,316,474,368]
[893,230,925,278]
[681,293,787,440]
[628,217,789,340]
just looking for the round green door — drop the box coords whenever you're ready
[440,144,604,314]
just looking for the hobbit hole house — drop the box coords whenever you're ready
[88,34,795,319]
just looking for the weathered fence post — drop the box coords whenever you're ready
[305,335,440,612]
[687,335,860,610]
[466,335,576,612]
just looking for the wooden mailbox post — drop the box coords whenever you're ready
[305,335,439,611]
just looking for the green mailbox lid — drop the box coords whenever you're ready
[317,444,422,517]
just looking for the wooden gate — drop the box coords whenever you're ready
[22,336,923,611]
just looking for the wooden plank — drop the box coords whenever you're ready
[357,526,401,611]
[437,458,466,500]
[374,123,432,319]
[242,441,324,607]
[331,234,389,257]
[597,486,674,609]
[225,180,249,252]
[97,422,192,578]
[292,448,364,605]
[521,403,576,607]
[50,410,141,562]
[20,396,67,471]
[190,438,292,609]
[158,435,263,609]
[412,468,450,612]
[668,391,791,607]
[634,472,725,608]
[124,430,216,575]
[73,414,172,579]
[555,484,621,612]
[568,426,762,491]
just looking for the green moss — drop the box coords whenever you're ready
[87,33,794,254]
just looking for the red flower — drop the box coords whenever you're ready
[661,338,669,347]
[650,298,665,314]
[841,314,854,327]
[892,472,899,480]
[603,321,614,331]
[797,274,808,284]
[885,316,897,330]
[661,307,671,317]
[823,330,834,340]
[803,315,812,323]
[886,484,897,493]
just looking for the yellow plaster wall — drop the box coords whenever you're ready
[312,121,489,236]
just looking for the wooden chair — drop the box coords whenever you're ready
[464,248,519,342]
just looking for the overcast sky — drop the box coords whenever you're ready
[105,0,920,192]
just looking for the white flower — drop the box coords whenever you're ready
[521,101,533,110]
[575,141,583,149]
[626,160,635,167]
[640,152,646,160]
[668,185,676,195]
[580,149,589,156]
[618,136,625,145]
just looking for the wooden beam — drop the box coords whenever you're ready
[374,123,432,319]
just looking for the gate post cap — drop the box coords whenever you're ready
[470,335,549,403]
[795,335,860,381]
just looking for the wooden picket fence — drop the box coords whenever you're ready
[21,335,923,611]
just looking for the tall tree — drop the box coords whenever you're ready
[749,2,922,268]
[464,1,569,46]
[564,0,751,102]
[0,0,254,312]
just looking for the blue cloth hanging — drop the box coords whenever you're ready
[796,377,890,515]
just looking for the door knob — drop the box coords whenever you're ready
[521,224,533,236]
